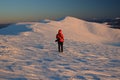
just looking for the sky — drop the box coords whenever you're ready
[0,0,120,23]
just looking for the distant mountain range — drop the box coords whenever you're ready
[85,17,120,29]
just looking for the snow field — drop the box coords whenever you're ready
[0,16,120,80]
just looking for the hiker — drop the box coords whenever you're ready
[55,29,64,52]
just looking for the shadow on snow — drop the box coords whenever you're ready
[0,24,32,35]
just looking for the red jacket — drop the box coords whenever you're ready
[56,30,64,42]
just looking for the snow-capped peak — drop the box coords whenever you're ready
[59,16,85,23]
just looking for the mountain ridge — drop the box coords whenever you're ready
[0,16,120,43]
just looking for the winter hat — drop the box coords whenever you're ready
[58,29,62,33]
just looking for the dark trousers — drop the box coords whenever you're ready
[58,42,63,52]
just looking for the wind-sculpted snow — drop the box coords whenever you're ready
[0,16,120,80]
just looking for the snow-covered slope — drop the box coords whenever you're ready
[1,16,120,43]
[48,16,120,43]
[0,16,120,80]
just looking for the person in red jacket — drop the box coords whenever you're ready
[56,29,64,52]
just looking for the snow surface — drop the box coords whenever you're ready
[0,16,120,80]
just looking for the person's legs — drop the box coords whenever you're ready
[58,42,60,52]
[60,42,63,52]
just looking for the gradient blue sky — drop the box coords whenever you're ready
[0,0,120,23]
